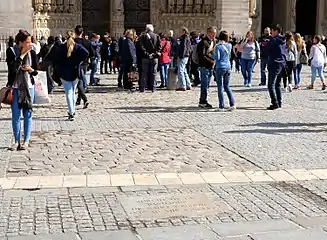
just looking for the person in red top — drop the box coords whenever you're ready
[159,33,171,88]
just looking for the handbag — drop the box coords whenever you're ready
[0,87,14,105]
[128,71,139,82]
[299,50,308,65]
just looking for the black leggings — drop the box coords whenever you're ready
[283,61,295,88]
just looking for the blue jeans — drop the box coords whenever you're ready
[216,68,235,109]
[80,64,87,89]
[293,64,302,85]
[90,58,99,85]
[199,67,213,104]
[61,79,79,114]
[311,65,324,84]
[11,88,35,143]
[177,57,191,89]
[240,58,256,85]
[159,63,169,86]
[260,58,268,85]
[268,62,284,106]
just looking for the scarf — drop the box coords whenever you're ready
[13,45,33,110]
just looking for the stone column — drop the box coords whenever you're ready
[111,0,125,37]
[0,0,33,36]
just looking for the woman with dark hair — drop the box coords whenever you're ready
[213,30,235,111]
[158,32,171,88]
[308,35,327,90]
[121,29,137,90]
[6,30,38,151]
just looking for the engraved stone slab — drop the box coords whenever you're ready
[118,193,231,220]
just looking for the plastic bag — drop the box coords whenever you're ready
[34,71,50,104]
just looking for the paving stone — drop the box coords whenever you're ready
[291,216,327,228]
[111,174,134,186]
[178,173,205,185]
[209,219,300,237]
[251,229,327,239]
[156,173,182,185]
[137,225,218,240]
[80,230,137,239]
[222,172,251,183]
[87,174,111,187]
[133,174,159,185]
[286,169,318,181]
[7,233,80,239]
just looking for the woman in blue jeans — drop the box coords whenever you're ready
[213,30,235,111]
[54,31,89,121]
[6,30,38,151]
[239,31,260,87]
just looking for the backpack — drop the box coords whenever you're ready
[191,43,199,64]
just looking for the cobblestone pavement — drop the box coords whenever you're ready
[1,182,327,239]
[0,65,327,177]
[1,64,327,238]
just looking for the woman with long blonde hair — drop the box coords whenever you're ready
[283,31,297,92]
[239,31,260,87]
[53,30,89,121]
[293,33,307,89]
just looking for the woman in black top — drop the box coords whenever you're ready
[6,30,38,151]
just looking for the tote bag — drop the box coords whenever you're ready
[34,71,50,104]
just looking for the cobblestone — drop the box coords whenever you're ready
[0,66,326,178]
[0,182,326,237]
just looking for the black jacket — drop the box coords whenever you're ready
[177,34,192,59]
[110,41,119,59]
[74,37,95,62]
[197,36,217,69]
[100,38,109,57]
[6,47,38,87]
[121,38,137,67]
[139,31,161,58]
[258,35,272,59]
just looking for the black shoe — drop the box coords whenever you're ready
[68,113,75,121]
[322,84,326,91]
[259,83,266,86]
[198,103,213,109]
[83,101,89,109]
[85,89,89,93]
[76,101,81,106]
[267,104,279,110]
[159,84,165,88]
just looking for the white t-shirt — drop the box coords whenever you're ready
[311,44,327,67]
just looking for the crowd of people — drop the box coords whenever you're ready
[3,22,327,150]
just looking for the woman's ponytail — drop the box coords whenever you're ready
[66,30,75,57]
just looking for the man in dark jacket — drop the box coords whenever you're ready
[266,24,286,110]
[117,34,126,88]
[139,24,161,92]
[39,36,56,93]
[100,35,109,74]
[258,27,272,86]
[176,27,192,91]
[197,26,217,108]
[74,25,95,108]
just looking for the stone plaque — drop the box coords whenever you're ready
[118,193,231,220]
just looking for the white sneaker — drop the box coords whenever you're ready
[228,106,237,111]
[218,108,226,112]
[8,142,20,151]
[288,84,293,92]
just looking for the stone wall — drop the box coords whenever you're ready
[0,0,33,36]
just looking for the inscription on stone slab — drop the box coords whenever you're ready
[118,193,231,220]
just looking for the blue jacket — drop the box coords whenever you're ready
[213,43,232,69]
[54,43,89,81]
[266,34,286,64]
[121,38,137,66]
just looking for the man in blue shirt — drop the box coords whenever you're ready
[90,34,102,85]
[266,24,286,110]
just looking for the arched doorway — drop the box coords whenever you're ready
[296,0,317,37]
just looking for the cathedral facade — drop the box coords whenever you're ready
[1,0,327,39]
